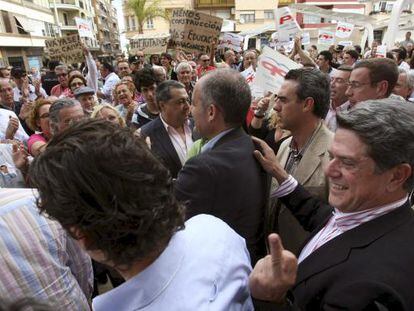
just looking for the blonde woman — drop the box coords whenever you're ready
[26,98,53,156]
[91,104,126,127]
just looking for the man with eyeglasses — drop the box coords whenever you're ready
[325,65,352,131]
[196,53,215,79]
[345,58,399,108]
[48,98,85,135]
[140,80,193,178]
[51,65,70,97]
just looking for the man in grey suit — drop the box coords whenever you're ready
[269,68,333,254]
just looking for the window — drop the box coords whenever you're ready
[146,17,154,29]
[303,14,322,24]
[240,12,255,23]
[1,11,12,33]
[130,16,136,30]
[79,0,84,9]
[14,17,28,34]
[63,13,68,26]
[264,10,274,20]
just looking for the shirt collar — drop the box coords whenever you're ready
[332,195,409,231]
[201,128,234,153]
[159,115,190,132]
[92,230,186,310]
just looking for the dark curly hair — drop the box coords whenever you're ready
[29,119,185,267]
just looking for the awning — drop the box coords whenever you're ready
[14,15,34,33]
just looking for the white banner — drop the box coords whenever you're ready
[375,45,387,58]
[338,41,353,47]
[75,17,94,39]
[218,33,244,52]
[301,32,311,45]
[335,21,354,38]
[318,30,335,45]
[275,7,301,41]
[253,46,302,94]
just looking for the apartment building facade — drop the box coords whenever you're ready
[0,0,57,69]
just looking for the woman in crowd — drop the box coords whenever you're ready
[68,74,87,96]
[160,53,177,80]
[26,99,53,156]
[113,81,138,126]
[91,104,126,127]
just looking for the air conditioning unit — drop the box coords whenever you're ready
[231,8,235,15]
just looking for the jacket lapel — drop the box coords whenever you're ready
[295,202,413,286]
[152,118,182,170]
[294,124,332,185]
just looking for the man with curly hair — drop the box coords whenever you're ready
[29,119,253,310]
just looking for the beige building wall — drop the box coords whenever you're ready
[234,0,277,32]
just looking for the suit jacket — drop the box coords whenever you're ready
[174,127,269,264]
[280,185,414,310]
[140,117,193,178]
[269,123,333,254]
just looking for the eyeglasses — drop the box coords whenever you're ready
[201,59,210,62]
[70,82,84,87]
[57,73,67,78]
[331,78,348,84]
[346,81,373,89]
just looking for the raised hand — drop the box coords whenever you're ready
[249,234,298,303]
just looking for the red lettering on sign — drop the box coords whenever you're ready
[337,26,351,32]
[261,61,287,77]
[279,15,293,25]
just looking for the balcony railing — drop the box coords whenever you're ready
[195,0,235,8]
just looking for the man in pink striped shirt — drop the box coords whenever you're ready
[250,98,414,310]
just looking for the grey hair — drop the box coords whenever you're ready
[49,98,79,125]
[175,62,192,74]
[155,80,185,104]
[55,65,68,72]
[398,68,414,89]
[199,68,251,126]
[337,98,414,191]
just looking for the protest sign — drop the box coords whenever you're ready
[241,66,264,99]
[129,33,169,54]
[318,30,335,45]
[338,41,353,47]
[275,7,301,41]
[45,34,84,64]
[218,33,243,52]
[253,46,301,94]
[74,17,94,38]
[375,45,387,58]
[170,9,223,54]
[335,21,354,39]
[301,32,310,45]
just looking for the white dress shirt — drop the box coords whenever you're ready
[160,116,193,165]
[101,72,120,102]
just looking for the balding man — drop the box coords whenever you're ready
[174,69,269,264]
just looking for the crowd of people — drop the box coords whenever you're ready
[0,30,414,310]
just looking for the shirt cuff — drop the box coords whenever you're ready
[270,175,298,198]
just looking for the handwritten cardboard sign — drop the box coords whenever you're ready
[170,9,223,54]
[129,33,169,54]
[45,34,84,64]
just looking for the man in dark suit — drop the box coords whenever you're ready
[249,98,414,310]
[174,68,269,264]
[140,80,193,178]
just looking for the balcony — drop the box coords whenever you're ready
[50,0,80,11]
[61,20,77,30]
[195,0,235,8]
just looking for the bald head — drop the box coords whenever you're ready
[0,79,14,106]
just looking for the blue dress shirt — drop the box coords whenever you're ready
[93,215,254,311]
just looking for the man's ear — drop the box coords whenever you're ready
[376,80,389,98]
[302,97,315,114]
[207,104,220,122]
